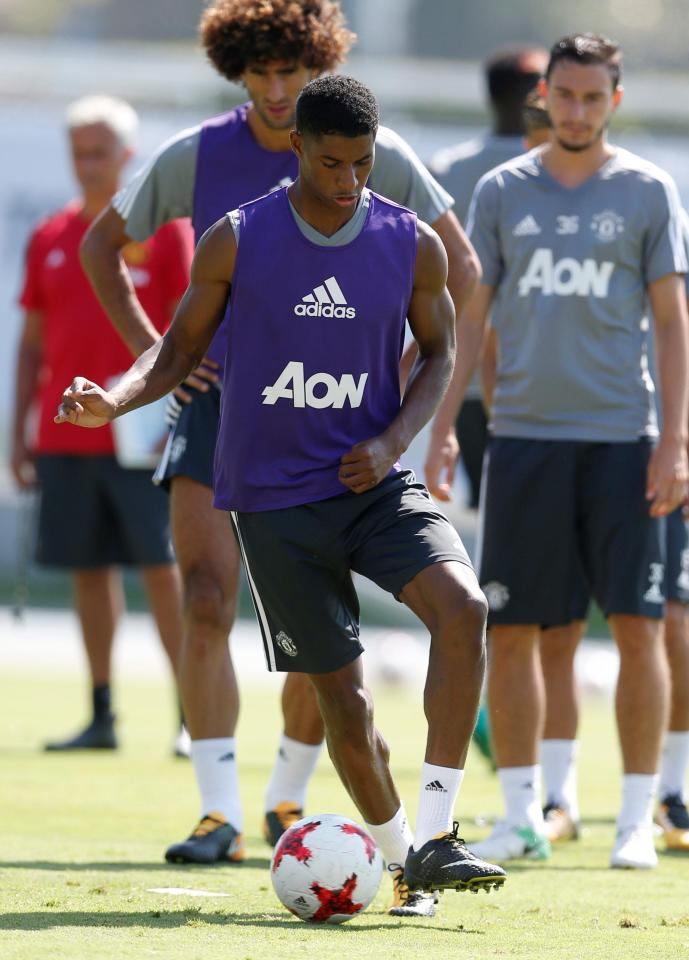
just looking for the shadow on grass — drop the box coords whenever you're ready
[0,910,481,933]
[0,858,271,871]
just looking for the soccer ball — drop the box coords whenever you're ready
[270,813,383,924]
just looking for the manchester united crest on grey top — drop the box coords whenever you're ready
[590,209,625,242]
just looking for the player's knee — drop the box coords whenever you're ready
[439,584,488,654]
[319,680,372,744]
[614,616,663,663]
[184,568,234,637]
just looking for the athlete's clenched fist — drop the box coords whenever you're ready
[55,377,117,429]
[338,433,401,494]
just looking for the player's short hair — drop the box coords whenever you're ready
[295,75,379,139]
[546,34,622,90]
[65,95,139,148]
[523,90,551,133]
[200,0,355,82]
[484,46,545,109]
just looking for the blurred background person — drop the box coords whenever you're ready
[427,45,547,510]
[470,88,553,770]
[11,95,192,753]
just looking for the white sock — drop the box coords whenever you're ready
[190,737,242,830]
[413,762,465,850]
[617,774,658,832]
[365,804,413,868]
[499,765,544,831]
[659,730,689,800]
[541,739,580,821]
[264,735,323,812]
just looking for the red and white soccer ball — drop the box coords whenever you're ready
[270,813,383,924]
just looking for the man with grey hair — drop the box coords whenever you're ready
[12,95,193,753]
[66,94,139,147]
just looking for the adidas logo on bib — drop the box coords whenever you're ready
[294,276,356,319]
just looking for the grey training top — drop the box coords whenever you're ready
[114,123,452,241]
[468,146,687,442]
[429,134,525,227]
[429,134,525,401]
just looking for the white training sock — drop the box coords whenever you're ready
[366,804,413,868]
[541,739,580,821]
[190,737,242,830]
[263,735,323,812]
[617,774,658,832]
[499,765,544,831]
[659,730,689,801]
[413,762,465,850]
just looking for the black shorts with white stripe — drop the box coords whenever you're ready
[229,469,472,673]
[153,384,220,491]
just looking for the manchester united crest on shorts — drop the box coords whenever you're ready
[276,631,298,657]
[482,581,510,612]
[170,436,187,463]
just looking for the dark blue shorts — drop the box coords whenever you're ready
[154,385,220,491]
[36,454,174,568]
[230,470,472,673]
[478,437,665,626]
[546,507,689,624]
[665,507,689,604]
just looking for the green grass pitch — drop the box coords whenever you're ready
[1,669,689,960]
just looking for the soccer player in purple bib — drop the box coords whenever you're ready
[56,74,506,908]
[80,2,480,895]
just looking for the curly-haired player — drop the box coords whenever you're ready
[79,0,480,917]
[201,0,353,81]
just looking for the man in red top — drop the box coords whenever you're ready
[12,95,193,752]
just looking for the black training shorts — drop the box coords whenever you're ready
[477,437,664,626]
[154,384,220,490]
[665,507,689,605]
[543,506,689,625]
[36,454,174,568]
[229,469,473,673]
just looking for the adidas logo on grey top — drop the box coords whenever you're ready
[294,276,356,318]
[512,214,541,236]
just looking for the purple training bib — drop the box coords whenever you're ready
[213,187,417,512]
[192,104,297,366]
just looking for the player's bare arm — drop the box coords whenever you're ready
[481,326,498,413]
[433,208,482,314]
[399,209,481,390]
[11,309,43,488]
[81,206,161,354]
[82,205,219,397]
[338,221,455,494]
[647,272,689,517]
[424,283,495,500]
[56,218,236,430]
